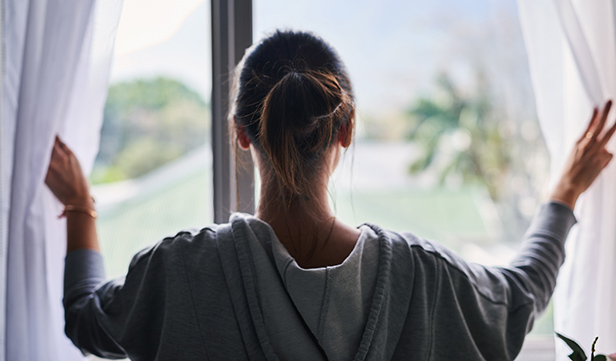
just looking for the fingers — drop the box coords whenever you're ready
[590,100,612,140]
[56,136,66,148]
[598,100,612,131]
[597,120,616,148]
[45,150,62,190]
[579,101,616,149]
[48,136,70,185]
[603,153,614,169]
[582,107,599,136]
[55,136,70,156]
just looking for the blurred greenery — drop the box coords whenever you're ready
[91,77,210,184]
[406,72,511,201]
[404,70,549,248]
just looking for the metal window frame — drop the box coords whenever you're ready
[0,0,5,358]
[211,0,254,223]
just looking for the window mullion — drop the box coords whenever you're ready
[211,0,254,224]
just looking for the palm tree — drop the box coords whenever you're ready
[406,72,511,202]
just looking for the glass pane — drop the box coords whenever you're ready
[91,0,212,279]
[255,0,553,345]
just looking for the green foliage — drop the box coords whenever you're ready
[556,333,608,361]
[405,72,510,201]
[91,77,210,184]
[557,333,588,361]
[89,166,127,184]
[592,337,607,361]
[114,138,184,179]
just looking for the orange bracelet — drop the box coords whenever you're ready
[58,197,97,219]
[59,205,97,219]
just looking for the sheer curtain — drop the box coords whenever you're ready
[1,0,122,360]
[518,0,616,357]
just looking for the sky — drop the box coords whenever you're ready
[110,0,529,115]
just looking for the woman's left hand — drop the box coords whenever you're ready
[45,136,91,206]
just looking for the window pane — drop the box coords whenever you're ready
[91,0,212,279]
[255,0,553,345]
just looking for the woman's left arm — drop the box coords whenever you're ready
[45,136,99,252]
[46,137,146,358]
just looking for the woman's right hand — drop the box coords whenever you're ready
[550,100,616,209]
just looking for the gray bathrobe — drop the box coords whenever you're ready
[64,202,576,360]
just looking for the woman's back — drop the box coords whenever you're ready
[65,203,575,360]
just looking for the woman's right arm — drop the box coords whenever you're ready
[498,100,616,350]
[426,101,616,360]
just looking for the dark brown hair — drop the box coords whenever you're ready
[231,30,355,197]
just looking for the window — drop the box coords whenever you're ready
[91,1,556,359]
[91,0,213,279]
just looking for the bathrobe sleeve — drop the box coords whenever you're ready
[63,232,206,360]
[406,202,577,360]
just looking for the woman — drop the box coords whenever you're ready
[46,30,615,360]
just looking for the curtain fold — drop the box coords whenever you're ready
[518,0,616,358]
[1,1,122,360]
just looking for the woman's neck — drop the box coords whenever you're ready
[255,177,334,236]
[255,177,359,268]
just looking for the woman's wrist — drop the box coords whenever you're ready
[66,204,100,252]
[65,195,95,207]
[549,183,581,211]
[60,196,96,219]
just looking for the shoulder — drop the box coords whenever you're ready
[365,224,452,262]
[127,225,223,271]
[379,226,474,271]
[127,213,261,274]
[369,225,508,302]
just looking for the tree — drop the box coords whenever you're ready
[91,77,210,184]
[406,70,550,245]
[406,72,511,201]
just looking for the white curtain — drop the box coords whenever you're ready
[518,0,616,357]
[1,0,122,360]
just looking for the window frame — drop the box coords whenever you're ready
[211,0,255,223]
